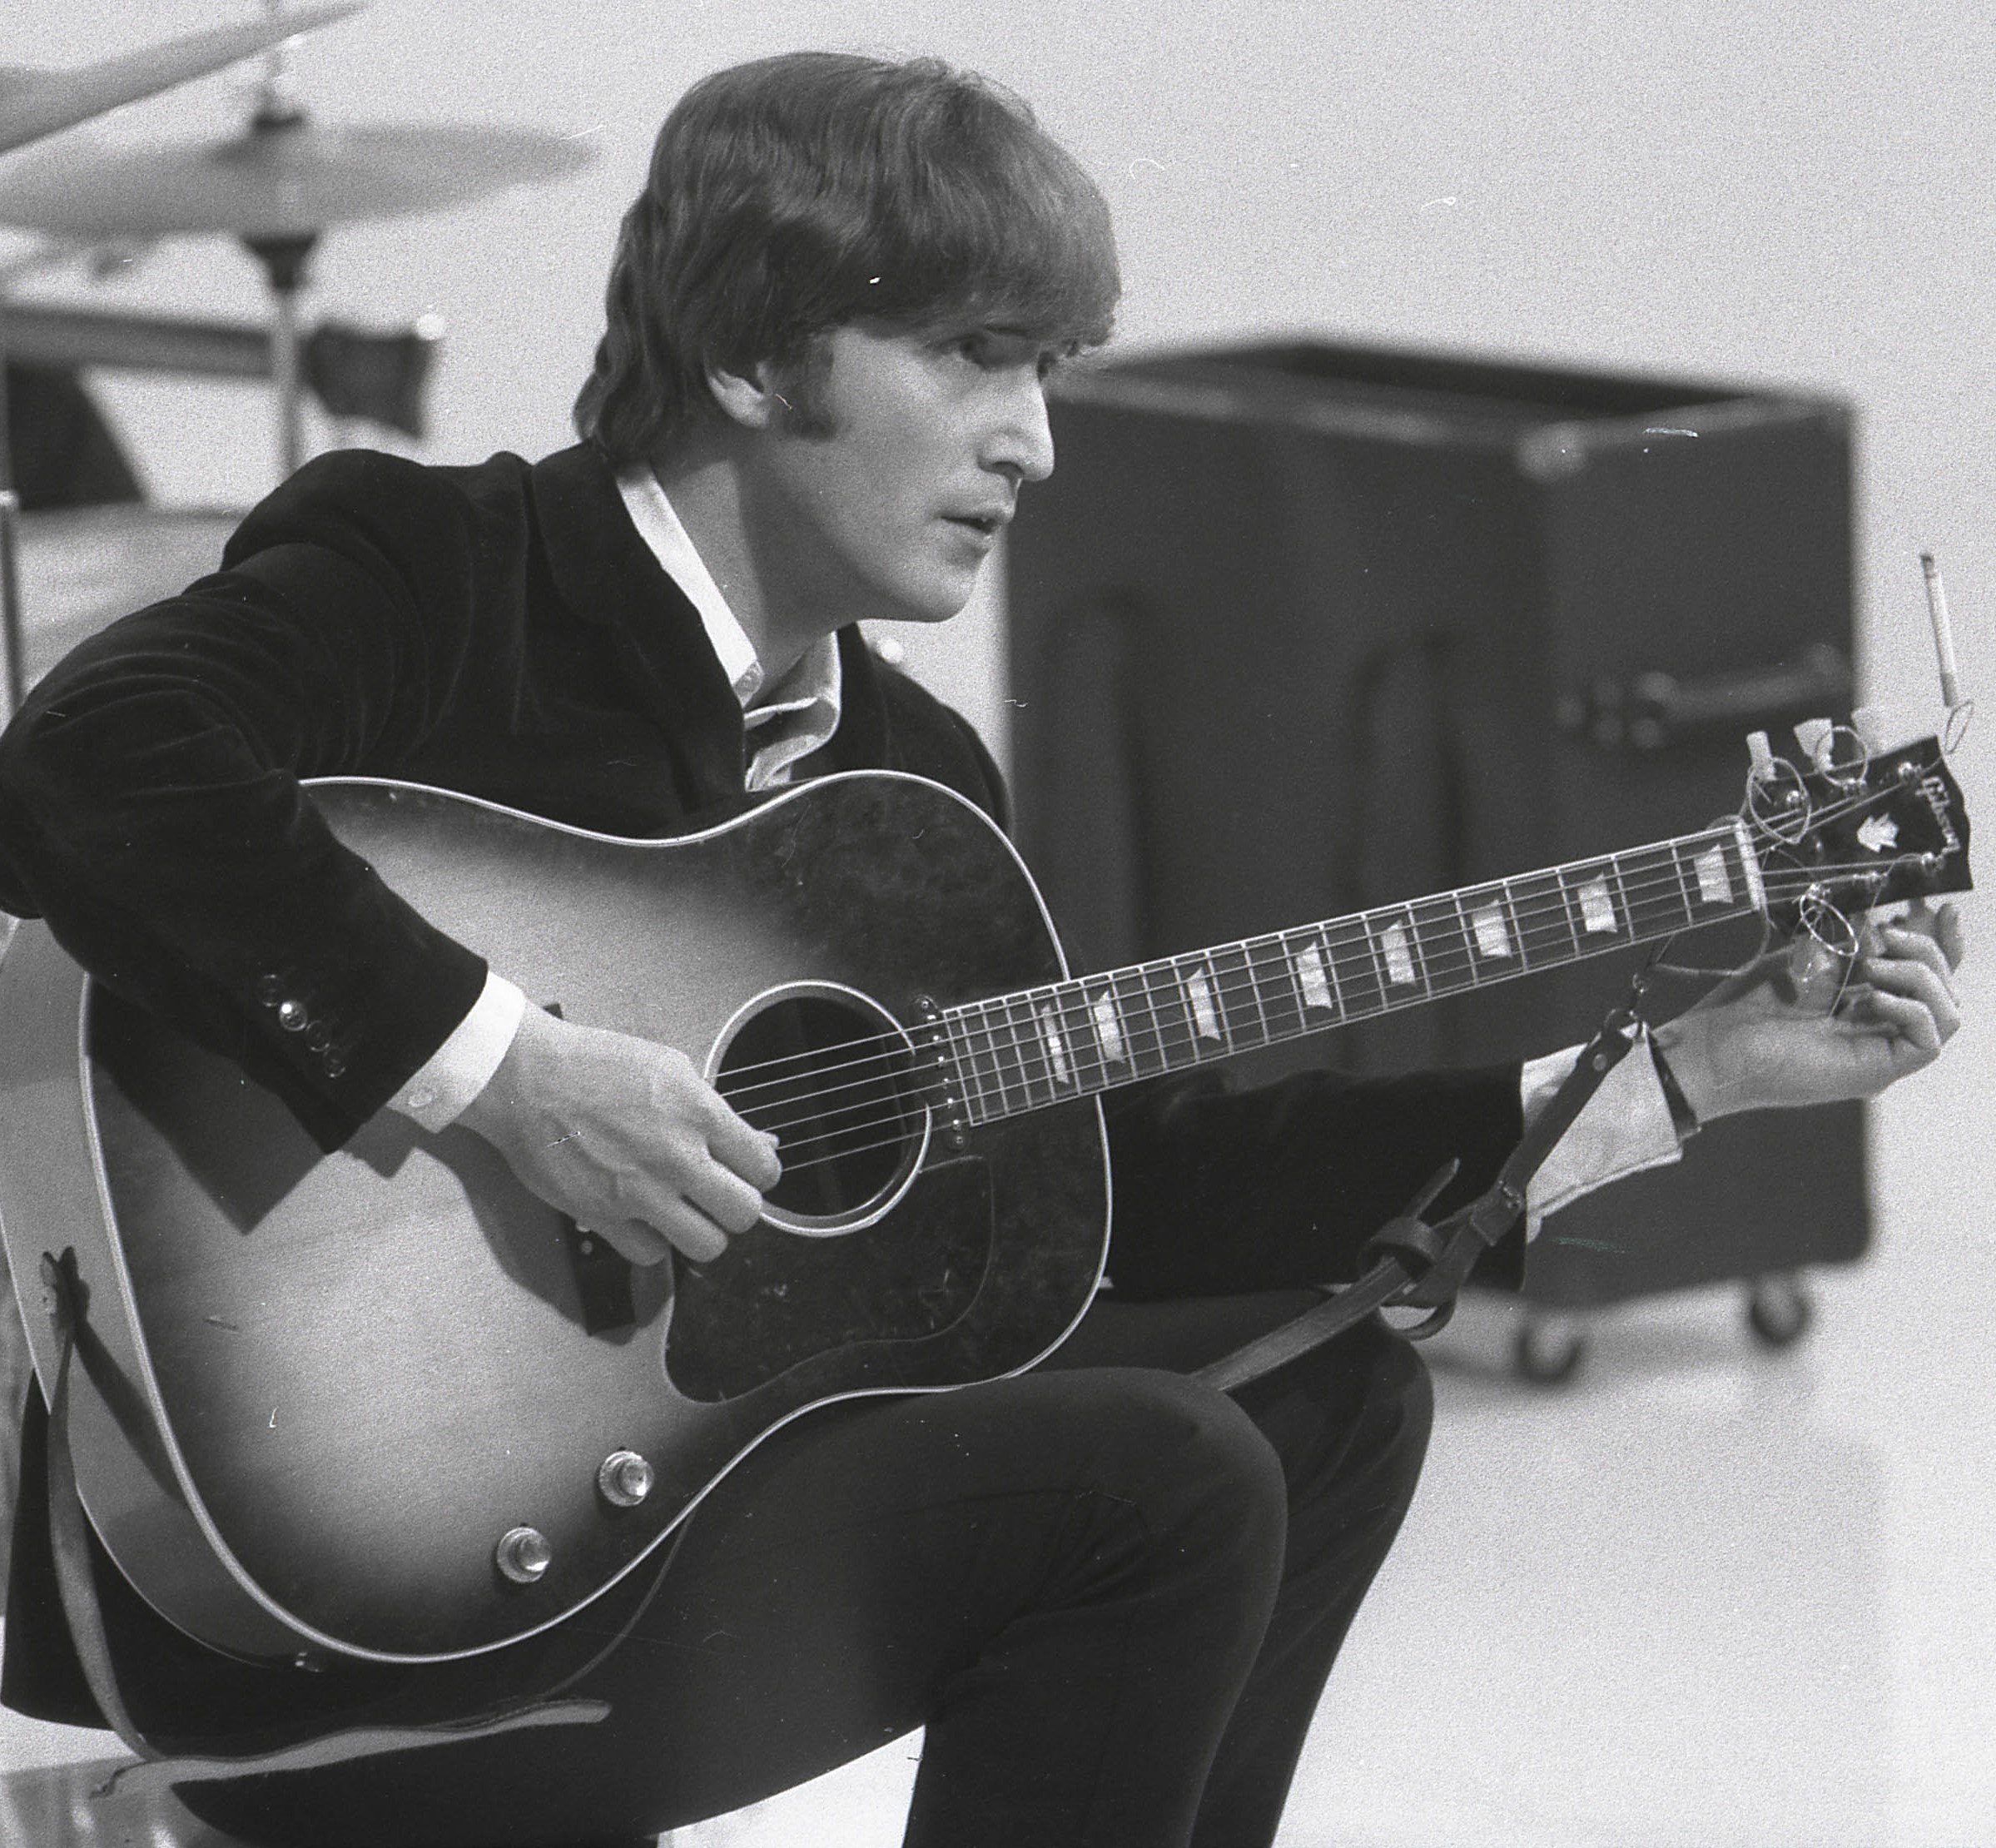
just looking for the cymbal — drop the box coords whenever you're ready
[0,114,597,240]
[0,2,364,156]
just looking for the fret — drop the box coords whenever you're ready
[940,1007,993,1125]
[963,999,1016,1119]
[1496,879,1532,970]
[1605,853,1637,942]
[1135,961,1182,1076]
[1411,895,1476,998]
[1366,904,1427,999]
[1208,942,1269,1051]
[1458,880,1527,972]
[1083,981,1131,1083]
[1505,868,1579,965]
[1031,989,1079,1091]
[1288,926,1343,1021]
[1255,932,1309,1043]
[1328,917,1387,1019]
[1616,843,1690,941]
[1685,831,1739,912]
[1000,991,1056,1112]
[1662,841,1701,930]
[1172,951,1232,1056]
[1566,859,1621,941]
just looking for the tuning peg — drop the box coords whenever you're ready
[1745,729,1777,779]
[1792,718,1835,766]
[1849,705,1889,753]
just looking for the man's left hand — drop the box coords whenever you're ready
[1654,900,1965,1123]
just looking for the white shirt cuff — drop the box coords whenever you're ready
[1518,1031,1684,1234]
[386,971,528,1132]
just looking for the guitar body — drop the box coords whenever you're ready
[0,772,1110,1663]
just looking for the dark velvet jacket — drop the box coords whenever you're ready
[0,441,1522,1725]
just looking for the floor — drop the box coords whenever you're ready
[5,1194,1993,1847]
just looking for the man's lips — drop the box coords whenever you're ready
[942,508,1013,536]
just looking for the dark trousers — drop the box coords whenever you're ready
[153,1294,1431,1848]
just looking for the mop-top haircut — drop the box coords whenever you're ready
[573,51,1121,460]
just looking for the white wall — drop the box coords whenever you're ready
[4,0,1989,1228]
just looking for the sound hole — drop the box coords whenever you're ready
[713,989,926,1230]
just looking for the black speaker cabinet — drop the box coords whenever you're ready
[1005,341,1865,1308]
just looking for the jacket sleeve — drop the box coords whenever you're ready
[1101,1056,1527,1297]
[0,450,509,1150]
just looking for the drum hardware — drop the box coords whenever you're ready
[4,301,442,440]
[0,3,594,708]
[1,4,367,718]
[0,32,593,479]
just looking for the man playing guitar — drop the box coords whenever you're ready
[0,51,1964,1848]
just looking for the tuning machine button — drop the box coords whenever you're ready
[1745,729,1776,779]
[495,1525,553,1584]
[598,1450,655,1509]
[1792,718,1836,766]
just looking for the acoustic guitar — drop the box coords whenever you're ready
[0,737,1968,1665]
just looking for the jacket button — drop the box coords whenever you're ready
[256,975,283,1005]
[323,1053,348,1080]
[276,1000,309,1031]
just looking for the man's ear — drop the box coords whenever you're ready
[705,360,780,430]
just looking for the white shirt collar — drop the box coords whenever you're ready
[613,463,842,787]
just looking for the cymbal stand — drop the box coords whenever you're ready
[245,13,321,480]
[0,311,24,723]
[246,227,320,478]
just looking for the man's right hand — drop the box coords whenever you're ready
[456,1005,782,1266]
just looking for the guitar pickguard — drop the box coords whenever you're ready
[665,1156,995,1402]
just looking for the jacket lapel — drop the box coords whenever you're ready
[527,443,747,808]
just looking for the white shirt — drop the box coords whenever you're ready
[388,469,1682,1226]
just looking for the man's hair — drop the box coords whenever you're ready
[573,52,1120,460]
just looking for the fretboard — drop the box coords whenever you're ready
[941,822,1765,1125]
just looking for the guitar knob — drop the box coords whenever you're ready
[494,1525,554,1584]
[598,1450,655,1509]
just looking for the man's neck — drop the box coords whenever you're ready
[648,440,837,690]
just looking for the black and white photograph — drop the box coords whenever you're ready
[0,4,1986,1844]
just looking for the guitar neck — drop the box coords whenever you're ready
[941,820,1766,1125]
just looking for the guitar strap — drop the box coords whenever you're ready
[1195,976,1657,1394]
[35,1248,616,1803]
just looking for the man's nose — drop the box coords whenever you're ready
[986,370,1055,484]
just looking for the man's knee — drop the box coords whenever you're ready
[1065,1369,1291,1587]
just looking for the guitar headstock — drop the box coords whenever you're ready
[1745,733,1972,939]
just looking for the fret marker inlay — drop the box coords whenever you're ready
[1577,877,1618,934]
[1294,943,1334,1011]
[1469,902,1513,960]
[1692,845,1732,906]
[1036,1004,1072,1085]
[1091,991,1125,1063]
[1184,969,1223,1041]
[1377,921,1418,986]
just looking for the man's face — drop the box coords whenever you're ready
[740,320,1060,629]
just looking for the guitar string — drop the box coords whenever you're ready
[727,847,1938,1146]
[717,840,1924,1119]
[745,857,1937,1171]
[710,778,1920,1100]
[714,829,1758,1100]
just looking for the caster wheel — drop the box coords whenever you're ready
[1513,1315,1587,1384]
[1746,1274,1812,1349]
